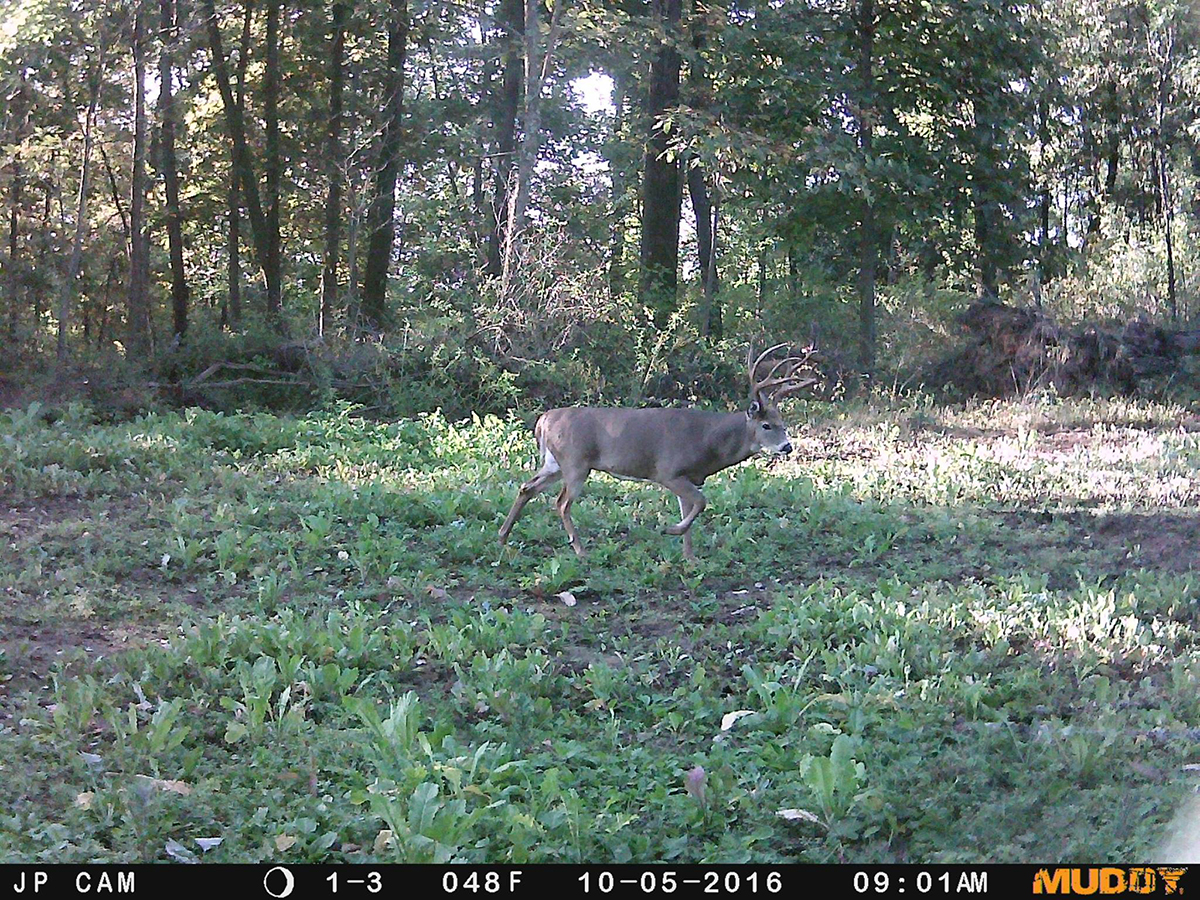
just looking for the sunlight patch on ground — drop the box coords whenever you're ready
[1157,795,1200,862]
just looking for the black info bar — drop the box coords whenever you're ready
[2,864,1194,899]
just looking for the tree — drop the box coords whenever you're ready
[56,50,104,363]
[854,0,877,376]
[264,0,283,323]
[500,0,567,295]
[225,0,254,330]
[5,73,29,343]
[359,0,409,330]
[685,4,720,340]
[638,0,683,327]
[319,1,348,335]
[203,0,283,330]
[128,0,151,357]
[485,0,523,277]
[159,0,188,342]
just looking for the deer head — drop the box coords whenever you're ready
[745,343,821,455]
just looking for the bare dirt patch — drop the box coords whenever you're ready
[0,617,166,705]
[0,495,93,531]
[998,507,1200,578]
[0,494,183,703]
[1091,512,1200,575]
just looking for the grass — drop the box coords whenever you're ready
[1,393,1198,863]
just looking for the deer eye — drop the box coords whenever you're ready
[761,423,773,430]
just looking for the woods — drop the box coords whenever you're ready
[0,0,1197,410]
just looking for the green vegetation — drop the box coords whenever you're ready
[2,395,1198,862]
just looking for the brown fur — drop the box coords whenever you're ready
[498,399,795,560]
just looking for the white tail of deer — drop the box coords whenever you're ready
[498,344,819,560]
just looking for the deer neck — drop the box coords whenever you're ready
[714,411,758,471]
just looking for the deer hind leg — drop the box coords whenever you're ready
[555,469,590,558]
[498,456,562,544]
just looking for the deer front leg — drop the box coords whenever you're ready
[662,478,706,553]
[677,497,697,561]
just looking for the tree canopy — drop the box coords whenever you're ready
[2,0,1198,411]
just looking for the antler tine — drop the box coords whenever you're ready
[772,372,821,399]
[749,342,791,388]
[758,345,822,398]
[756,361,813,392]
[750,343,823,401]
[758,354,806,384]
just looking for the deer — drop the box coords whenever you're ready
[497,344,819,561]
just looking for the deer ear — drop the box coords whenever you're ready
[746,399,761,419]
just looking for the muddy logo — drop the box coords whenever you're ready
[1033,868,1188,895]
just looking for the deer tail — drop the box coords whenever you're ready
[533,413,548,462]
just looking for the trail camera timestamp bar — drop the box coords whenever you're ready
[4,864,1193,897]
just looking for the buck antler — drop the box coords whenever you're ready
[748,343,821,402]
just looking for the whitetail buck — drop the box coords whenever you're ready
[498,344,819,560]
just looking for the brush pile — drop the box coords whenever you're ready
[928,301,1200,397]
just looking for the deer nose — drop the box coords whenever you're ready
[780,442,793,455]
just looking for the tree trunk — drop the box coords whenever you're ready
[128,0,152,358]
[319,1,348,335]
[607,72,629,302]
[705,190,721,341]
[100,142,131,251]
[973,187,997,298]
[788,245,800,306]
[485,0,523,277]
[226,0,252,329]
[202,0,281,330]
[160,0,189,343]
[855,0,877,378]
[1155,29,1179,323]
[971,78,998,299]
[57,75,101,363]
[687,161,719,337]
[1087,128,1119,238]
[98,256,116,348]
[7,156,19,343]
[685,11,718,340]
[34,180,51,330]
[507,0,541,240]
[359,0,409,330]
[346,173,360,311]
[1159,151,1178,322]
[686,163,714,283]
[637,0,683,327]
[500,0,565,295]
[6,74,26,343]
[1038,91,1050,292]
[755,239,766,317]
[226,170,241,328]
[263,0,283,323]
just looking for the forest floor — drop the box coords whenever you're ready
[1,394,1199,862]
